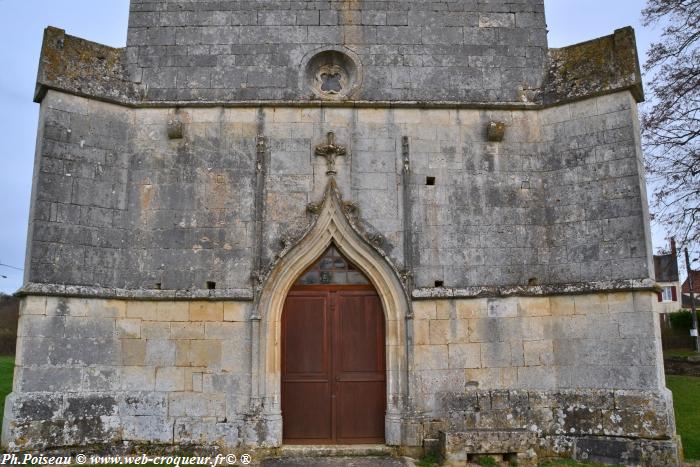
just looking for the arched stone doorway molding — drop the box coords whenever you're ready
[253,180,410,446]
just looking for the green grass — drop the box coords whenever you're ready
[664,349,700,358]
[417,453,440,467]
[537,460,618,466]
[0,356,13,422]
[667,375,700,460]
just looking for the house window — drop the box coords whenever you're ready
[660,286,677,302]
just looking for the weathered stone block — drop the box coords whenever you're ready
[223,302,248,321]
[189,302,224,321]
[171,322,204,339]
[448,343,481,369]
[116,319,141,338]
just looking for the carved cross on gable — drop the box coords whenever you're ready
[315,131,347,176]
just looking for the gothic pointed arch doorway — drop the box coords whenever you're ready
[253,179,409,447]
[282,245,386,444]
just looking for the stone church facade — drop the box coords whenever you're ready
[2,0,680,464]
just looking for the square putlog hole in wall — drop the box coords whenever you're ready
[206,281,217,290]
[434,280,444,287]
[426,176,436,186]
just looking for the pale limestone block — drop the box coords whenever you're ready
[168,392,225,418]
[46,297,87,316]
[155,367,185,391]
[518,316,546,342]
[523,339,554,366]
[272,108,302,123]
[222,107,257,124]
[223,122,257,138]
[407,124,438,141]
[171,322,205,339]
[121,366,155,390]
[633,291,656,312]
[517,366,557,389]
[45,90,89,114]
[596,92,633,114]
[448,343,480,369]
[135,107,170,125]
[393,109,421,124]
[116,319,141,339]
[511,341,524,366]
[122,339,147,366]
[221,339,249,373]
[20,296,46,316]
[464,367,516,390]
[550,295,575,316]
[18,315,65,338]
[452,319,470,344]
[413,319,430,345]
[357,108,388,124]
[191,371,203,392]
[190,107,222,123]
[607,292,634,313]
[456,299,487,319]
[173,340,190,366]
[88,299,126,318]
[574,294,609,315]
[301,108,321,123]
[156,301,189,321]
[121,416,173,443]
[518,297,550,317]
[429,319,450,345]
[468,318,503,343]
[189,340,222,367]
[223,302,248,322]
[205,321,246,340]
[64,316,116,338]
[414,301,437,320]
[189,302,224,322]
[141,322,171,339]
[127,301,158,321]
[436,301,452,319]
[540,103,571,125]
[619,311,655,338]
[414,345,448,370]
[422,109,454,125]
[323,108,353,125]
[487,297,518,318]
[145,339,177,366]
[481,341,512,368]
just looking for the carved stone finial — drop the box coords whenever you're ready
[306,202,323,215]
[487,121,506,142]
[315,131,347,176]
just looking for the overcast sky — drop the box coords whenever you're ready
[0,0,666,293]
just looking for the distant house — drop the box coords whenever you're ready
[654,239,681,313]
[681,269,700,310]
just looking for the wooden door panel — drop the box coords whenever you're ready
[282,382,332,441]
[336,381,386,442]
[335,292,386,442]
[282,293,331,442]
[283,295,328,376]
[336,294,384,373]
[282,287,385,444]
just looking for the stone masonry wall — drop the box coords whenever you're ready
[3,291,676,456]
[125,0,548,103]
[25,90,652,291]
[3,296,251,451]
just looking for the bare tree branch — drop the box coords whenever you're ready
[642,0,700,250]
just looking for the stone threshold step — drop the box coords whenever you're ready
[278,444,396,457]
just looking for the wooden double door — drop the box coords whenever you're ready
[281,287,386,444]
